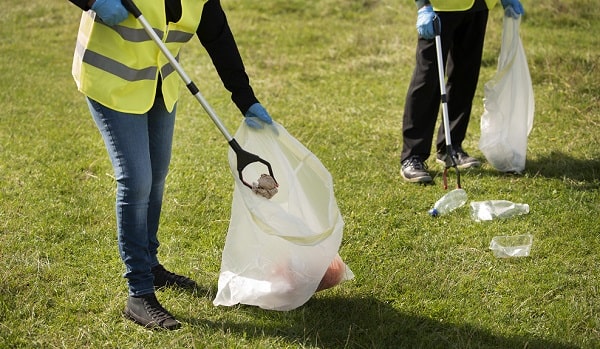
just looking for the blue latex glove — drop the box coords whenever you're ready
[501,0,524,18]
[91,0,129,26]
[244,103,273,129]
[416,6,436,40]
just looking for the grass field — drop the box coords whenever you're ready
[1,0,599,348]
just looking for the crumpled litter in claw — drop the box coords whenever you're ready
[252,174,278,199]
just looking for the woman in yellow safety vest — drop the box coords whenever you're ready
[400,0,524,183]
[67,0,274,330]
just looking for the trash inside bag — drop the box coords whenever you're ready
[213,121,354,311]
[479,11,534,173]
[316,254,348,292]
[252,173,278,199]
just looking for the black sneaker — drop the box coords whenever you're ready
[401,156,433,183]
[124,293,181,330]
[152,264,197,290]
[436,148,481,169]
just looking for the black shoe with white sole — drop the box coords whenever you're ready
[436,148,481,169]
[401,156,433,183]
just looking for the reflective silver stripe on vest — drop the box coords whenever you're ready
[166,30,194,43]
[160,54,180,78]
[113,25,164,42]
[94,16,164,42]
[82,49,157,81]
[93,17,193,44]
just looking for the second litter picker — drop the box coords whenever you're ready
[433,16,461,190]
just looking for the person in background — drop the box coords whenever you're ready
[400,0,524,183]
[67,0,274,330]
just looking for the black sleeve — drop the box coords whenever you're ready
[69,0,91,11]
[197,0,259,115]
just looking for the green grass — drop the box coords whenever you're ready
[1,0,599,348]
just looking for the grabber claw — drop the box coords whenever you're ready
[442,146,461,190]
[229,139,277,189]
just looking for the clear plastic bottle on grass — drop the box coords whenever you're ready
[470,200,529,221]
[428,188,468,217]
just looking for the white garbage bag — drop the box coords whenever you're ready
[479,10,534,173]
[213,121,353,311]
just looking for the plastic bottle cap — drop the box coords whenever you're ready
[428,208,439,217]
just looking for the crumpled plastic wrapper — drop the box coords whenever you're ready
[489,234,533,258]
[252,174,278,199]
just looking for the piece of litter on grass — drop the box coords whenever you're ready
[489,234,533,258]
[252,174,278,199]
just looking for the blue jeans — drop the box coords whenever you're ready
[87,96,176,296]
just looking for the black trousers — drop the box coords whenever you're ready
[401,9,489,163]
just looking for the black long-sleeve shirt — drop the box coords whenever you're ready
[68,0,258,114]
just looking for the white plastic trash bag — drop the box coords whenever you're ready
[213,121,353,311]
[479,10,534,173]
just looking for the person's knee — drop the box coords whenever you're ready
[118,173,153,203]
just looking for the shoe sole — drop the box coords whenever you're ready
[401,171,432,183]
[436,158,481,170]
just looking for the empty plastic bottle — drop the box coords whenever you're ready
[470,200,530,221]
[428,188,468,217]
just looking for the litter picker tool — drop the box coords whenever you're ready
[433,16,461,190]
[120,0,276,189]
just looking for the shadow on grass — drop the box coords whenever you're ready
[431,151,600,191]
[525,151,600,188]
[187,295,581,349]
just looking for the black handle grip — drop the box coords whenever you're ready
[433,15,441,36]
[121,0,142,18]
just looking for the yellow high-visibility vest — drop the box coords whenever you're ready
[72,1,204,114]
[430,0,499,11]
